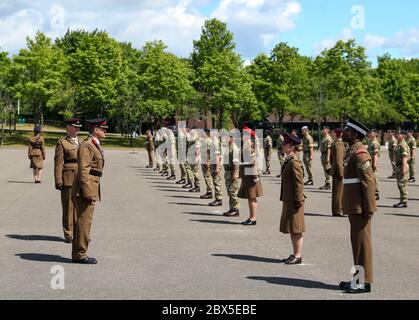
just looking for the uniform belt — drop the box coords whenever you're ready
[343,178,361,185]
[64,159,77,164]
[89,170,102,177]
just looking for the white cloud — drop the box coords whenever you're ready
[364,34,387,50]
[313,28,354,55]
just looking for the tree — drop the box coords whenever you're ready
[0,51,13,145]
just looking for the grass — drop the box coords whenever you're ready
[0,129,146,149]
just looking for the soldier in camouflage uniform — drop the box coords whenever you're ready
[407,130,416,183]
[263,131,273,175]
[223,131,241,217]
[209,131,223,206]
[200,129,213,199]
[176,127,189,185]
[367,130,381,200]
[185,129,201,193]
[166,128,177,180]
[319,126,333,190]
[301,126,314,185]
[154,129,163,172]
[387,130,397,179]
[393,130,410,208]
[276,132,285,178]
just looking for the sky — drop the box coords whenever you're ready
[0,0,418,64]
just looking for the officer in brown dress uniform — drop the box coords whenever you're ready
[329,128,346,217]
[54,118,82,243]
[145,129,155,168]
[71,119,107,264]
[238,127,263,226]
[28,126,46,183]
[339,117,377,294]
[280,134,305,265]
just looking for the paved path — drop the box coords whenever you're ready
[0,147,418,300]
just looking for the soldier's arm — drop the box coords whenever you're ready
[291,160,305,203]
[336,144,345,178]
[28,140,32,159]
[41,138,46,160]
[403,155,409,175]
[412,142,417,160]
[78,144,95,200]
[54,141,64,189]
[356,153,377,214]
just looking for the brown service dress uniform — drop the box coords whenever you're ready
[238,142,263,199]
[280,154,305,234]
[145,131,155,167]
[28,136,46,169]
[330,138,345,216]
[343,142,377,284]
[72,137,104,261]
[54,137,80,241]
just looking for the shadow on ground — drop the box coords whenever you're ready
[247,276,338,290]
[6,234,65,242]
[213,254,284,264]
[15,253,72,263]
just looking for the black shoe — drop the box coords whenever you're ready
[284,255,302,265]
[153,168,160,171]
[339,281,351,290]
[162,172,169,177]
[344,283,371,294]
[64,237,73,244]
[176,179,186,184]
[190,187,201,193]
[224,210,240,217]
[241,219,256,226]
[72,257,97,264]
[183,183,193,189]
[387,174,396,179]
[146,165,152,168]
[393,202,408,208]
[375,194,380,201]
[209,199,222,207]
[319,184,331,190]
[263,170,271,175]
[304,180,314,186]
[167,175,176,180]
[200,192,213,199]
[276,174,281,178]
[408,177,416,183]
[333,213,345,217]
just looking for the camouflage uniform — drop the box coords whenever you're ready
[201,136,213,193]
[263,135,273,173]
[388,135,397,176]
[302,133,314,182]
[167,130,177,177]
[320,134,333,185]
[277,135,285,166]
[177,130,188,182]
[224,142,240,212]
[210,135,223,201]
[186,131,200,187]
[406,136,417,180]
[394,140,410,204]
[368,138,381,196]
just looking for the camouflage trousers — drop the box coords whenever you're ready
[186,162,200,187]
[265,150,272,171]
[374,169,379,194]
[202,164,213,193]
[303,152,313,181]
[389,154,396,176]
[409,158,416,179]
[210,164,223,201]
[179,163,188,181]
[321,154,331,184]
[224,169,240,211]
[155,150,162,170]
[396,168,408,203]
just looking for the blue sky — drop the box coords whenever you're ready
[0,0,418,64]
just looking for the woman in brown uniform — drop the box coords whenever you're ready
[28,126,46,183]
[238,128,263,226]
[280,133,305,265]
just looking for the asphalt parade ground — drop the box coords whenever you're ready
[0,147,418,300]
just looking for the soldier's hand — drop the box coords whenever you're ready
[55,184,62,191]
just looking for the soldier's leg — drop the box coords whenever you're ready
[185,162,193,184]
[192,164,200,187]
[169,164,176,177]
[322,156,331,185]
[72,198,95,260]
[409,159,416,179]
[211,165,222,201]
[61,187,74,240]
[202,164,213,193]
[349,214,373,284]
[397,171,408,203]
[389,155,396,176]
[267,151,272,171]
[374,170,379,195]
[179,164,187,181]
[332,176,343,215]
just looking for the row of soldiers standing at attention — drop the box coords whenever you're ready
[261,126,417,211]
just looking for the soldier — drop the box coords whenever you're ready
[319,126,333,190]
[28,126,46,183]
[166,128,177,180]
[54,118,82,243]
[176,126,189,185]
[209,130,223,206]
[329,128,345,217]
[407,129,416,183]
[223,130,241,217]
[280,134,305,265]
[200,129,213,199]
[387,130,397,179]
[263,131,273,175]
[276,131,285,178]
[160,128,169,177]
[393,130,410,208]
[153,129,162,172]
[339,118,377,294]
[367,130,381,200]
[145,129,155,168]
[72,118,107,264]
[184,128,201,193]
[301,126,314,186]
